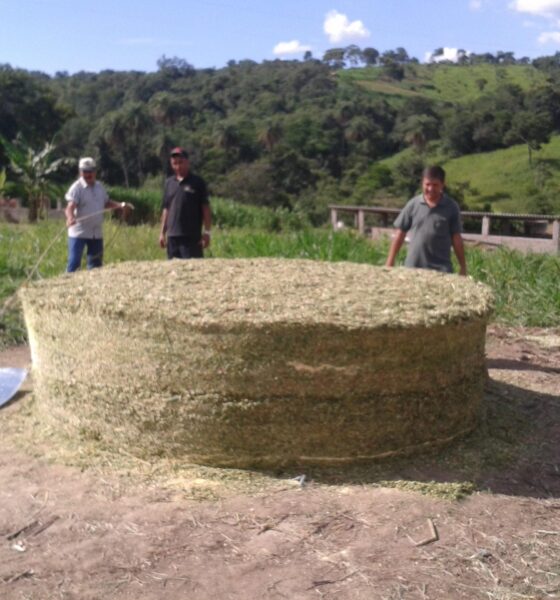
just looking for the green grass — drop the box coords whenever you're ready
[108,187,310,231]
[379,135,560,214]
[341,64,547,105]
[468,246,560,326]
[442,137,560,213]
[0,221,558,348]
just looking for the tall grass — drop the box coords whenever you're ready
[468,247,560,327]
[108,187,310,231]
[0,221,558,347]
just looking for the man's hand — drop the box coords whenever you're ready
[201,232,211,249]
[159,232,166,248]
[66,215,76,228]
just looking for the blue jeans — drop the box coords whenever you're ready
[67,237,104,272]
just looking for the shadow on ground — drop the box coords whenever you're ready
[278,378,560,500]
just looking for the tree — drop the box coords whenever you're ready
[393,114,439,152]
[91,102,154,186]
[344,45,364,67]
[214,160,288,209]
[391,153,424,197]
[0,135,74,222]
[148,92,188,126]
[442,112,475,156]
[382,61,405,81]
[430,48,444,62]
[475,78,488,91]
[156,55,195,78]
[0,65,68,161]
[362,47,379,66]
[497,51,516,65]
[257,119,283,152]
[322,48,345,69]
[504,111,552,166]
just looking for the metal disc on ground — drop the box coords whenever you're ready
[0,368,28,408]
[19,259,494,467]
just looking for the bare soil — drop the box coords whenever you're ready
[1,325,559,600]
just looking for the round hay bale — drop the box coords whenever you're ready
[19,259,493,468]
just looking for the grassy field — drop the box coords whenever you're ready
[379,135,560,214]
[1,220,558,348]
[341,63,547,105]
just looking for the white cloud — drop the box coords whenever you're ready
[273,40,312,56]
[469,0,483,10]
[538,30,560,43]
[425,47,468,63]
[511,0,560,21]
[323,10,370,43]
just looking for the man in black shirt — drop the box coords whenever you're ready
[159,147,212,258]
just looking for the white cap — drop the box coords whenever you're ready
[79,157,96,170]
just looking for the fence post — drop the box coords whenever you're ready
[552,219,560,254]
[331,207,338,230]
[357,209,365,235]
[481,216,491,237]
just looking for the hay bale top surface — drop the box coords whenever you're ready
[20,259,493,329]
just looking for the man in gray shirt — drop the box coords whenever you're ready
[385,166,467,275]
[65,157,127,272]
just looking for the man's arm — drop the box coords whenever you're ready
[65,200,77,227]
[201,204,212,249]
[385,229,407,267]
[159,208,169,248]
[452,232,467,276]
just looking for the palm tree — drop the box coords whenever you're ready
[0,135,74,222]
[92,102,153,187]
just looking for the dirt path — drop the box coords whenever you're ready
[0,326,559,600]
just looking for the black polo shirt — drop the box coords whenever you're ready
[162,172,209,239]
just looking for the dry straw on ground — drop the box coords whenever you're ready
[19,258,494,468]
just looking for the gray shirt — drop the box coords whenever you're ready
[65,178,109,239]
[394,193,462,273]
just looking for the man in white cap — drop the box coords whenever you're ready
[65,157,127,272]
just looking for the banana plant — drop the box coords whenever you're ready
[0,135,75,222]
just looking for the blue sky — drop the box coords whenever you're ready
[3,0,560,74]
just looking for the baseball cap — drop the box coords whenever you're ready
[79,157,96,171]
[170,147,189,158]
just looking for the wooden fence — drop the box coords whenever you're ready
[329,205,560,255]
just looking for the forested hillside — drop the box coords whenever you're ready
[2,47,560,223]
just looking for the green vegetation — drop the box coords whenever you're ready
[443,137,560,213]
[468,247,560,326]
[343,64,547,105]
[1,220,558,349]
[3,50,560,223]
[108,187,310,230]
[381,135,560,213]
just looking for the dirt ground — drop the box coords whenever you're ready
[0,325,559,600]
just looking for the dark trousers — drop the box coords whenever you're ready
[166,236,203,259]
[67,237,103,272]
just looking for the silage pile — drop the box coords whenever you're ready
[19,259,494,468]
